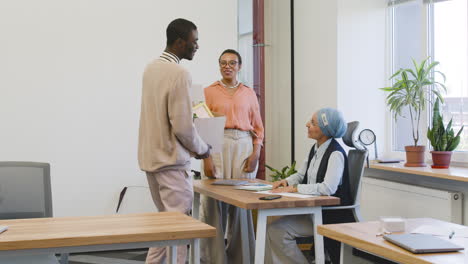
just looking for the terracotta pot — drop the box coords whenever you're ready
[404,145,426,167]
[430,151,453,169]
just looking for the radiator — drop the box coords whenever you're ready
[361,177,463,224]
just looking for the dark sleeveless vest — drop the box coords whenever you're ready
[301,138,352,206]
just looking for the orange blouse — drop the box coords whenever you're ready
[204,81,264,145]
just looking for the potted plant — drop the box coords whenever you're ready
[427,98,464,168]
[381,58,446,167]
[265,161,297,182]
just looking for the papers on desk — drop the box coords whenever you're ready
[235,183,272,191]
[255,190,317,199]
[411,225,468,238]
[0,226,8,234]
[212,180,248,186]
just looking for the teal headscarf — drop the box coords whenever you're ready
[317,108,347,138]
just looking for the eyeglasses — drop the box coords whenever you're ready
[308,119,318,126]
[219,60,239,68]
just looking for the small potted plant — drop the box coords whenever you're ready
[381,58,446,167]
[427,98,464,168]
[265,161,297,182]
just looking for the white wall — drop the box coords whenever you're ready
[291,0,387,161]
[0,0,237,217]
[294,0,339,161]
[264,0,388,170]
[264,0,292,177]
[337,0,387,159]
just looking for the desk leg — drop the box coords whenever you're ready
[168,245,177,264]
[340,243,353,264]
[59,253,69,264]
[312,207,324,264]
[189,238,200,264]
[193,192,200,219]
[190,192,201,264]
[254,209,267,264]
[240,208,250,264]
[340,243,374,264]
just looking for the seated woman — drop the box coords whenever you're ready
[266,108,355,264]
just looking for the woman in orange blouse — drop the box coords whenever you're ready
[200,49,264,264]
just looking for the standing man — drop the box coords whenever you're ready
[138,18,215,264]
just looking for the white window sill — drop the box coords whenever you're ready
[369,161,468,183]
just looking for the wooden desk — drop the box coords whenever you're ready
[318,218,468,264]
[0,212,216,264]
[193,179,340,264]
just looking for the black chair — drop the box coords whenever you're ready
[322,121,367,221]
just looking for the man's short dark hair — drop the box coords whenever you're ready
[219,49,242,65]
[166,18,197,46]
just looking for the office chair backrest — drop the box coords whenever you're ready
[342,121,364,151]
[0,162,52,219]
[342,121,368,205]
[348,149,367,204]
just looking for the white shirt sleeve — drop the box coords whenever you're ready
[297,151,345,195]
[285,156,309,186]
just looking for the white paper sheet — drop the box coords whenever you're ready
[235,184,273,191]
[255,190,318,199]
[411,225,468,238]
[194,116,226,153]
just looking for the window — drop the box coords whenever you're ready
[389,0,468,161]
[391,0,425,151]
[432,0,468,152]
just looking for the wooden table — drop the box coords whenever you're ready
[193,179,340,264]
[0,212,216,264]
[318,218,468,264]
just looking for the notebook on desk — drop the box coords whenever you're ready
[383,234,464,253]
[211,180,249,186]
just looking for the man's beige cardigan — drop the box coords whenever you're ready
[138,58,209,172]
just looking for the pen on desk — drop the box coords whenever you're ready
[449,231,455,239]
[0,226,8,234]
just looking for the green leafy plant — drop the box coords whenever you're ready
[265,161,297,182]
[381,57,446,146]
[427,98,464,151]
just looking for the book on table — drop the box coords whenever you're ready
[211,180,249,186]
